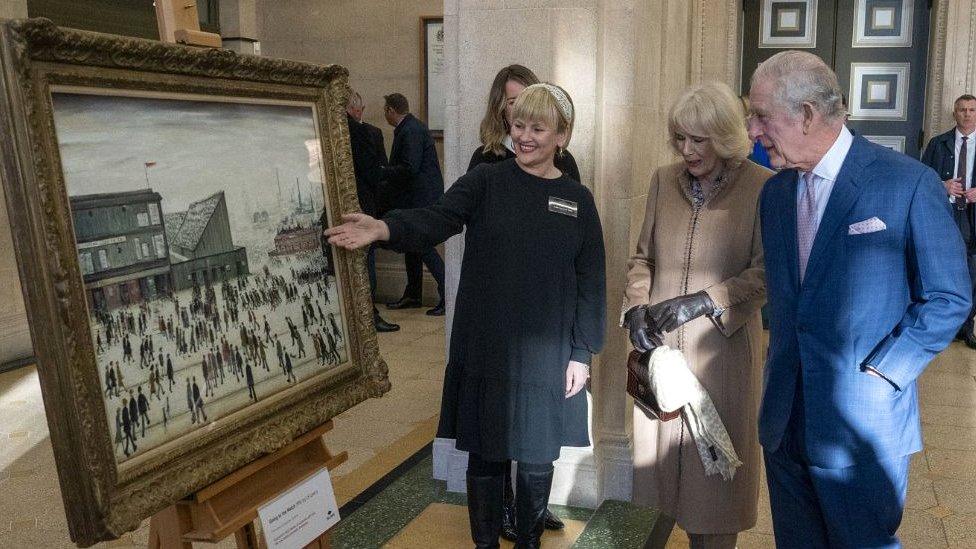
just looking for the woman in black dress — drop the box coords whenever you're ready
[470,64,579,539]
[326,84,605,549]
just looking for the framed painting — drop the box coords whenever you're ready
[759,0,818,49]
[848,62,910,121]
[852,0,913,48]
[0,19,389,546]
[420,15,444,138]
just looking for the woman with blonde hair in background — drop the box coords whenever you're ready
[622,82,771,549]
[327,83,605,549]
[468,64,581,184]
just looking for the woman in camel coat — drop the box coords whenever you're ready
[622,82,771,549]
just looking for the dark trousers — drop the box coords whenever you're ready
[764,372,910,548]
[953,207,976,334]
[403,247,445,301]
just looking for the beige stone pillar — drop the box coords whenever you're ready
[0,0,31,368]
[0,1,26,19]
[219,0,260,55]
[926,0,976,138]
[439,0,602,503]
[439,0,741,505]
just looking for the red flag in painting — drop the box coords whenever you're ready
[145,161,157,168]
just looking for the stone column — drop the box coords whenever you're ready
[438,0,743,507]
[438,0,601,505]
[0,0,31,369]
[926,0,976,138]
[219,0,260,55]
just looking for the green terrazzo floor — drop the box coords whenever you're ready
[331,451,662,548]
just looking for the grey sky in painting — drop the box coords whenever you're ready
[52,93,326,219]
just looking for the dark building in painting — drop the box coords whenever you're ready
[165,191,249,291]
[269,223,322,257]
[70,189,172,311]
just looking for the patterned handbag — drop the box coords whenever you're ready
[627,349,680,421]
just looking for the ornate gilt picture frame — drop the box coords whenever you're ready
[0,19,388,546]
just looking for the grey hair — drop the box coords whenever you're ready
[751,50,846,121]
[347,91,364,110]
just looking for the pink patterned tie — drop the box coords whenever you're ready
[797,171,817,283]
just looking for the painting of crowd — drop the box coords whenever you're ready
[94,252,346,460]
[50,92,351,463]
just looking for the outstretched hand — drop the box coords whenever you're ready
[323,213,390,250]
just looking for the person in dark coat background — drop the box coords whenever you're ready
[327,84,605,548]
[348,91,388,166]
[381,92,446,316]
[466,63,577,539]
[347,91,399,332]
[921,93,976,348]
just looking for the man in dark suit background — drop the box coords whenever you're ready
[749,50,970,548]
[347,91,399,332]
[921,94,976,347]
[381,92,446,316]
[348,92,388,166]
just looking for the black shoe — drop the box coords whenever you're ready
[543,507,564,530]
[386,296,422,310]
[374,316,400,332]
[514,467,554,549]
[426,302,445,316]
[466,473,504,549]
[965,334,976,350]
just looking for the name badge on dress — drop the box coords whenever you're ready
[548,196,578,217]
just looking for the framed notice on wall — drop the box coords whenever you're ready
[421,16,444,138]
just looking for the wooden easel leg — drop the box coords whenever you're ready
[234,522,261,549]
[148,505,193,549]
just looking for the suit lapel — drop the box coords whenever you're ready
[802,139,871,288]
[941,132,954,156]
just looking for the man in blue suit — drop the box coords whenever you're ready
[747,51,971,548]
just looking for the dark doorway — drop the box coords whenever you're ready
[742,0,931,157]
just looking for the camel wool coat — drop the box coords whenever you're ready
[624,159,771,534]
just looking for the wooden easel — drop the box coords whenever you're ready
[154,0,222,48]
[148,421,348,549]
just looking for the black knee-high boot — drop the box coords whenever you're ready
[467,473,504,549]
[514,465,554,549]
[501,462,517,541]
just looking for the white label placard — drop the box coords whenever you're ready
[258,468,340,549]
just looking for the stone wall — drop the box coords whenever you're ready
[0,0,30,368]
[255,0,445,303]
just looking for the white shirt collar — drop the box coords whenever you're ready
[803,126,853,183]
[956,128,976,141]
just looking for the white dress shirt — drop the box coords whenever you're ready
[955,128,975,188]
[797,126,854,230]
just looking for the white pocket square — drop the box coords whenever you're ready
[848,217,886,235]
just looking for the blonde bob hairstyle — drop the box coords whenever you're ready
[668,82,752,164]
[510,83,575,155]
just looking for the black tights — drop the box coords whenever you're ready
[467,453,553,476]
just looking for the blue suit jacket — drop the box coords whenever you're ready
[759,135,971,468]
